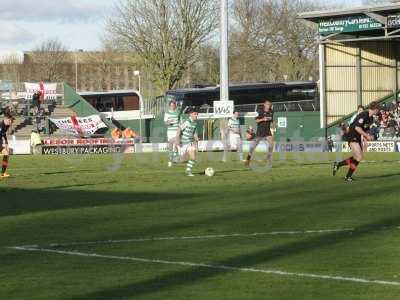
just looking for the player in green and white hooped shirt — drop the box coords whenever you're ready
[164,100,181,167]
[176,109,199,176]
[227,111,243,161]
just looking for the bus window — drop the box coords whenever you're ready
[80,91,142,112]
[122,95,140,110]
[85,97,97,108]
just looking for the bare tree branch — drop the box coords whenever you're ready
[107,0,218,92]
[31,38,69,82]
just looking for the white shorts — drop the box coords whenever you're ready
[167,131,177,142]
[228,133,241,149]
[179,143,196,156]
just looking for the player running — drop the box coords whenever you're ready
[245,100,275,167]
[176,109,199,177]
[164,100,181,167]
[333,101,380,182]
[0,108,14,179]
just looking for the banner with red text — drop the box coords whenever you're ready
[49,115,107,136]
[24,82,59,100]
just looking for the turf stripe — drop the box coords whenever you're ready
[10,246,400,287]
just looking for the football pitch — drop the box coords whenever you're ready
[1,152,400,299]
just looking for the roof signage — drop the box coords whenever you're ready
[388,15,400,28]
[319,15,383,35]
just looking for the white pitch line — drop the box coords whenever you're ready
[10,246,400,287]
[36,228,354,248]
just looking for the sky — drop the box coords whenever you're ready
[0,0,364,52]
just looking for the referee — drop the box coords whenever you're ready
[245,100,275,167]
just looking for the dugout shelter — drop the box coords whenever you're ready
[299,3,400,135]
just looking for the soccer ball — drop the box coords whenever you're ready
[205,167,215,177]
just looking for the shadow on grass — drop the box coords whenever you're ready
[362,173,400,180]
[38,169,97,176]
[96,176,400,240]
[48,181,118,190]
[0,186,201,218]
[68,215,400,300]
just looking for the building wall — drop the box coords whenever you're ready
[145,112,321,143]
[324,40,400,124]
[0,63,141,92]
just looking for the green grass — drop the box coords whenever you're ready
[1,152,400,299]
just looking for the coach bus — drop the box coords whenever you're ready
[165,81,318,112]
[78,90,150,121]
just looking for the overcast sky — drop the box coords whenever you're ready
[0,0,363,52]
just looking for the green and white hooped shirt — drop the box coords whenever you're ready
[164,109,181,136]
[228,117,240,134]
[180,118,197,144]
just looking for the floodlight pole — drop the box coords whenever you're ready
[74,53,78,91]
[220,0,229,102]
[134,70,142,141]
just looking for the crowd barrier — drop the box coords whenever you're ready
[7,138,400,155]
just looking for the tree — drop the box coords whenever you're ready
[107,0,218,92]
[182,44,220,87]
[31,38,69,82]
[0,54,22,86]
[84,45,122,90]
[230,0,320,82]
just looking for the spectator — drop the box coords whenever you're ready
[122,127,137,139]
[32,91,41,114]
[369,102,400,140]
[111,128,123,139]
[30,130,42,155]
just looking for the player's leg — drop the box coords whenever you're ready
[344,142,363,181]
[333,135,356,176]
[185,145,196,176]
[167,136,176,167]
[222,132,228,162]
[167,132,179,166]
[1,146,10,178]
[245,137,261,166]
[237,135,243,161]
[334,155,352,176]
[172,143,179,163]
[266,135,274,166]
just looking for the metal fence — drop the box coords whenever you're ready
[143,98,319,117]
[203,100,318,114]
[143,96,167,116]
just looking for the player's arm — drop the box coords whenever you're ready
[176,122,186,144]
[270,120,277,135]
[164,114,174,126]
[175,127,181,145]
[194,132,199,149]
[270,113,275,128]
[255,117,266,123]
[355,126,373,141]
[163,114,169,125]
[255,113,266,123]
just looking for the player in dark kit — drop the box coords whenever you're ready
[333,101,380,182]
[245,100,274,166]
[0,108,14,179]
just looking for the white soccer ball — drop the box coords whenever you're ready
[205,167,215,177]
